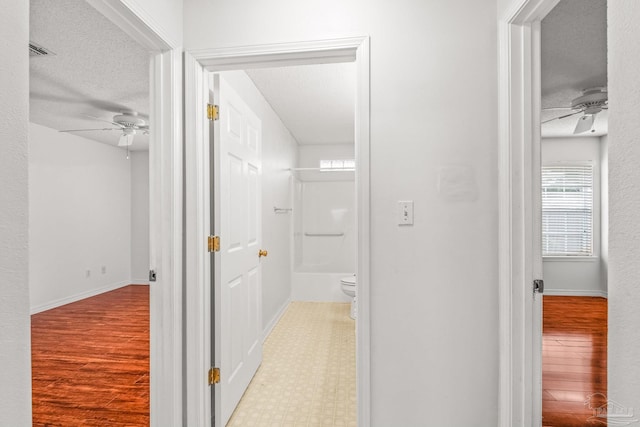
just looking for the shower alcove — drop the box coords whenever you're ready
[290,166,355,302]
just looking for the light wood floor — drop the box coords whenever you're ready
[31,285,149,426]
[542,295,607,427]
[227,302,356,427]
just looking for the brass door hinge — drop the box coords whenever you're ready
[208,367,220,385]
[207,104,219,121]
[207,235,220,252]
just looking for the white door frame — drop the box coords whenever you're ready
[498,1,560,426]
[84,2,184,425]
[184,36,371,426]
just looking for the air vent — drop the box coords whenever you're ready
[29,42,55,57]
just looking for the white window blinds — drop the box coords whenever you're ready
[541,165,593,256]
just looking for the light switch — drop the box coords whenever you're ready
[398,201,414,225]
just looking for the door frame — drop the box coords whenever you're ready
[84,2,184,425]
[184,36,371,426]
[498,0,560,426]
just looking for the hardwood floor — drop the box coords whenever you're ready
[31,285,149,426]
[543,295,607,427]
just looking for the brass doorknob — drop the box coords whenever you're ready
[258,249,268,258]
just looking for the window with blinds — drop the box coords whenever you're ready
[541,164,594,256]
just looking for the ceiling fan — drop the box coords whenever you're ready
[542,87,608,134]
[59,111,149,146]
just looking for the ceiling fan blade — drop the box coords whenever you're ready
[118,133,135,147]
[59,128,119,133]
[84,114,125,128]
[574,114,595,134]
[541,109,583,124]
[542,107,573,111]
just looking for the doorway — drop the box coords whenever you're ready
[498,0,609,425]
[539,2,608,424]
[27,0,182,424]
[184,37,371,426]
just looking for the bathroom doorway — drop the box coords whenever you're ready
[183,37,370,426]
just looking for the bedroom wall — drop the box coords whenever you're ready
[131,151,150,283]
[541,137,605,296]
[29,123,132,313]
[219,71,298,335]
[0,1,31,424]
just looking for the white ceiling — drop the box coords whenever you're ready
[29,0,150,150]
[541,0,607,137]
[246,62,356,145]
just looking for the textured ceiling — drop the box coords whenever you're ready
[541,0,607,137]
[246,62,356,145]
[29,0,150,151]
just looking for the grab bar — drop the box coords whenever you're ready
[273,207,293,214]
[304,232,345,237]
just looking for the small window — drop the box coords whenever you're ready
[541,164,594,256]
[319,159,355,171]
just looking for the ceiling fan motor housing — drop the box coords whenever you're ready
[113,111,145,128]
[571,87,608,114]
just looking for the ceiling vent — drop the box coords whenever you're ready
[29,42,55,57]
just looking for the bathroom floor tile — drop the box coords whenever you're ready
[227,302,355,427]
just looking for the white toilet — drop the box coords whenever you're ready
[340,275,357,319]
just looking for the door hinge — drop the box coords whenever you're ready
[533,279,544,294]
[207,104,219,121]
[207,235,220,252]
[208,367,220,385]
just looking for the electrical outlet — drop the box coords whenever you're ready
[86,269,91,278]
[101,265,106,274]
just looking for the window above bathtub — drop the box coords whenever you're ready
[319,159,355,172]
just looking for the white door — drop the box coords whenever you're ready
[212,74,263,426]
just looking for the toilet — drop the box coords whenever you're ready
[340,275,357,319]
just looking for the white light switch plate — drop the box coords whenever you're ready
[398,200,414,225]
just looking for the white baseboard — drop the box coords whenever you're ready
[262,298,290,342]
[130,279,150,285]
[31,280,133,314]
[544,289,608,298]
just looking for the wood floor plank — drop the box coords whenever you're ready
[31,285,149,426]
[542,295,607,427]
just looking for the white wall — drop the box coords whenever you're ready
[220,71,298,333]
[29,123,132,313]
[599,135,608,294]
[541,137,605,296]
[608,0,640,415]
[131,151,150,282]
[0,2,31,424]
[186,2,499,424]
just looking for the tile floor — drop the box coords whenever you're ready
[227,302,356,427]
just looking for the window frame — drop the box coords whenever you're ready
[541,161,599,259]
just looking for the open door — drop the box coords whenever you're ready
[211,74,263,426]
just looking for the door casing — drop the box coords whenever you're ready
[79,1,184,425]
[498,1,561,426]
[184,36,371,426]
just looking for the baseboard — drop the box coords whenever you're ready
[31,280,132,314]
[130,279,150,285]
[544,289,608,298]
[262,298,290,342]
